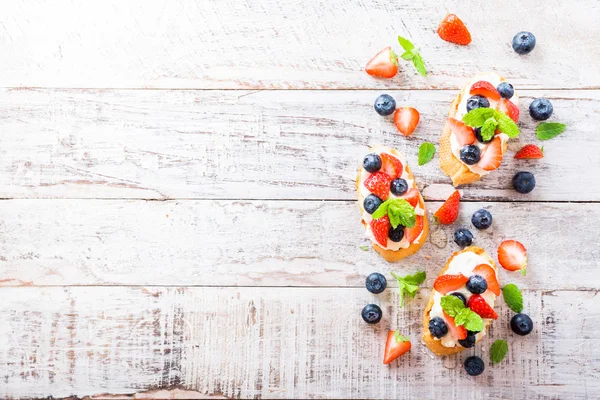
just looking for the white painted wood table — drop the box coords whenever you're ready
[0,1,599,399]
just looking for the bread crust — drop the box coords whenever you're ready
[356,147,429,262]
[422,246,496,356]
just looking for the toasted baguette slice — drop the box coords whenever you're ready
[439,73,511,186]
[356,146,429,262]
[422,246,497,356]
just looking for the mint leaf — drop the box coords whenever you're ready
[536,122,566,140]
[418,142,436,165]
[502,283,523,313]
[454,307,471,326]
[371,201,389,220]
[394,330,410,343]
[462,108,496,127]
[359,245,369,251]
[495,111,520,138]
[397,36,426,76]
[412,53,427,77]
[461,309,484,332]
[391,271,426,308]
[440,295,465,317]
[400,51,413,60]
[398,36,415,52]
[490,340,508,364]
[389,49,399,66]
[374,199,416,229]
[402,271,426,286]
[481,117,498,141]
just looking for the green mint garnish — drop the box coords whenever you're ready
[440,294,484,331]
[502,283,523,313]
[371,198,416,229]
[391,271,426,308]
[536,122,566,140]
[490,340,509,364]
[418,142,436,165]
[359,245,370,251]
[398,36,427,77]
[462,108,519,138]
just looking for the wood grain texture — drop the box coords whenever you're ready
[0,199,597,289]
[0,1,599,90]
[0,287,597,399]
[0,88,598,201]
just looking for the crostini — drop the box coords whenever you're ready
[440,72,520,186]
[423,246,500,356]
[357,145,429,262]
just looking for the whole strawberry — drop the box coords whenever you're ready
[438,14,472,46]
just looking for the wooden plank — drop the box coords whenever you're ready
[0,1,599,89]
[0,287,597,399]
[0,199,597,289]
[0,89,597,201]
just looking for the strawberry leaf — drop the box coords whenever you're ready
[394,330,410,343]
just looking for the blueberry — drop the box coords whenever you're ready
[374,94,396,116]
[471,209,493,230]
[474,127,492,144]
[497,82,514,99]
[388,225,405,242]
[454,228,474,247]
[365,273,387,294]
[363,153,382,173]
[460,145,481,165]
[466,275,488,294]
[466,95,490,112]
[512,31,536,55]
[511,313,534,336]
[450,292,467,306]
[363,194,383,214]
[458,331,477,348]
[464,356,485,376]
[428,317,448,338]
[529,98,553,121]
[361,304,382,324]
[390,178,408,196]
[512,171,536,194]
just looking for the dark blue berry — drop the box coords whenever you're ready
[388,225,405,242]
[529,98,553,121]
[390,178,408,196]
[471,209,493,230]
[497,82,514,99]
[454,228,474,247]
[363,153,382,173]
[511,313,533,336]
[466,275,488,294]
[512,31,536,55]
[365,272,387,294]
[474,127,492,144]
[460,145,481,165]
[363,194,383,214]
[458,331,477,348]
[464,356,485,376]
[361,304,382,324]
[428,317,448,338]
[466,95,490,112]
[374,94,396,116]
[450,292,467,306]
[512,171,536,194]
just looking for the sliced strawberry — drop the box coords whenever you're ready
[468,294,498,319]
[383,330,411,364]
[447,118,475,146]
[477,136,503,171]
[433,273,469,294]
[434,190,460,225]
[472,264,500,296]
[364,172,392,201]
[497,98,520,123]
[365,47,399,79]
[442,311,468,340]
[370,216,390,247]
[515,144,543,159]
[469,81,501,101]
[404,215,424,243]
[437,14,472,46]
[497,240,527,272]
[400,188,420,207]
[393,107,420,136]
[380,153,403,179]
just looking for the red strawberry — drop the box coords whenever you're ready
[370,216,390,247]
[497,98,520,123]
[447,118,475,146]
[470,81,501,101]
[442,312,467,340]
[383,330,411,364]
[434,190,460,225]
[497,240,527,272]
[365,47,399,79]
[380,153,403,179]
[433,273,469,294]
[477,136,503,171]
[401,188,420,207]
[468,294,498,319]
[437,14,472,46]
[472,264,500,296]
[364,172,392,201]
[515,144,543,159]
[404,215,424,243]
[393,107,420,136]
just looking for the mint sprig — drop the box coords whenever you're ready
[371,198,416,229]
[440,294,484,332]
[490,340,508,364]
[536,122,566,140]
[398,36,427,77]
[462,108,520,138]
[418,142,436,165]
[502,283,523,313]
[391,271,426,308]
